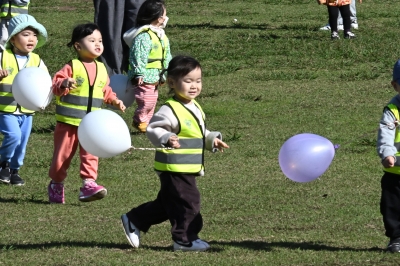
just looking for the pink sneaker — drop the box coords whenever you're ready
[79,181,107,202]
[48,181,65,204]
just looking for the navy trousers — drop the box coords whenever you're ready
[127,172,203,243]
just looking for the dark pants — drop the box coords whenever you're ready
[381,172,400,240]
[327,4,351,32]
[127,172,203,243]
[93,0,146,75]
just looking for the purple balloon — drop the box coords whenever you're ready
[279,133,335,183]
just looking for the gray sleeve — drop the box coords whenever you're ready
[377,108,398,161]
[146,105,179,147]
[11,0,29,6]
[205,130,222,152]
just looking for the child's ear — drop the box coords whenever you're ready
[74,42,80,50]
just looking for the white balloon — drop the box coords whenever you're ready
[107,74,135,109]
[78,109,131,158]
[12,67,53,111]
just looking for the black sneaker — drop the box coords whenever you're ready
[0,161,10,184]
[10,169,24,186]
[344,31,356,39]
[387,238,400,253]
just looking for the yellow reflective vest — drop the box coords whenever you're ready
[55,59,106,126]
[0,49,40,113]
[130,28,169,69]
[384,103,400,174]
[0,1,29,19]
[154,98,205,173]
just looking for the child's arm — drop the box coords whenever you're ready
[377,108,398,167]
[205,130,229,153]
[102,76,126,112]
[147,105,179,147]
[52,63,76,96]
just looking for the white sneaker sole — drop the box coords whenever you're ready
[121,214,140,248]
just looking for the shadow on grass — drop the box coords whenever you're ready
[0,196,49,205]
[210,240,384,253]
[0,240,384,253]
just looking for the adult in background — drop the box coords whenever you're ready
[93,0,146,75]
[319,0,359,31]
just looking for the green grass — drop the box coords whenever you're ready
[2,0,400,265]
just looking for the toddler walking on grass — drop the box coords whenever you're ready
[0,14,48,186]
[121,55,229,252]
[123,0,171,133]
[377,59,400,253]
[48,23,126,204]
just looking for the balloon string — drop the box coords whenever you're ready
[130,146,174,151]
[334,120,399,149]
[40,90,54,111]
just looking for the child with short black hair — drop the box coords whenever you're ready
[0,14,48,186]
[48,23,126,204]
[377,59,400,253]
[121,55,229,252]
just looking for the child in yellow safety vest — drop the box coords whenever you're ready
[120,55,229,252]
[0,0,29,47]
[377,60,400,253]
[0,14,48,186]
[48,23,126,204]
[123,0,171,133]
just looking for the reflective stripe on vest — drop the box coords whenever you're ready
[154,98,205,173]
[384,104,400,173]
[0,2,29,18]
[0,49,40,113]
[55,59,107,126]
[128,29,169,70]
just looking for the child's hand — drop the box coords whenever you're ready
[382,156,395,168]
[168,135,180,148]
[214,138,229,152]
[112,98,126,112]
[358,0,362,3]
[0,69,8,81]
[136,77,143,85]
[61,78,76,90]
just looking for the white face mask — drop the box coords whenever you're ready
[160,16,169,29]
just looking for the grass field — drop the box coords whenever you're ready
[2,0,400,265]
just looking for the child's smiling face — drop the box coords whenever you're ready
[11,27,38,56]
[168,67,202,104]
[75,29,104,62]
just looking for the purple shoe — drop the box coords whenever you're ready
[79,181,107,202]
[48,181,65,204]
